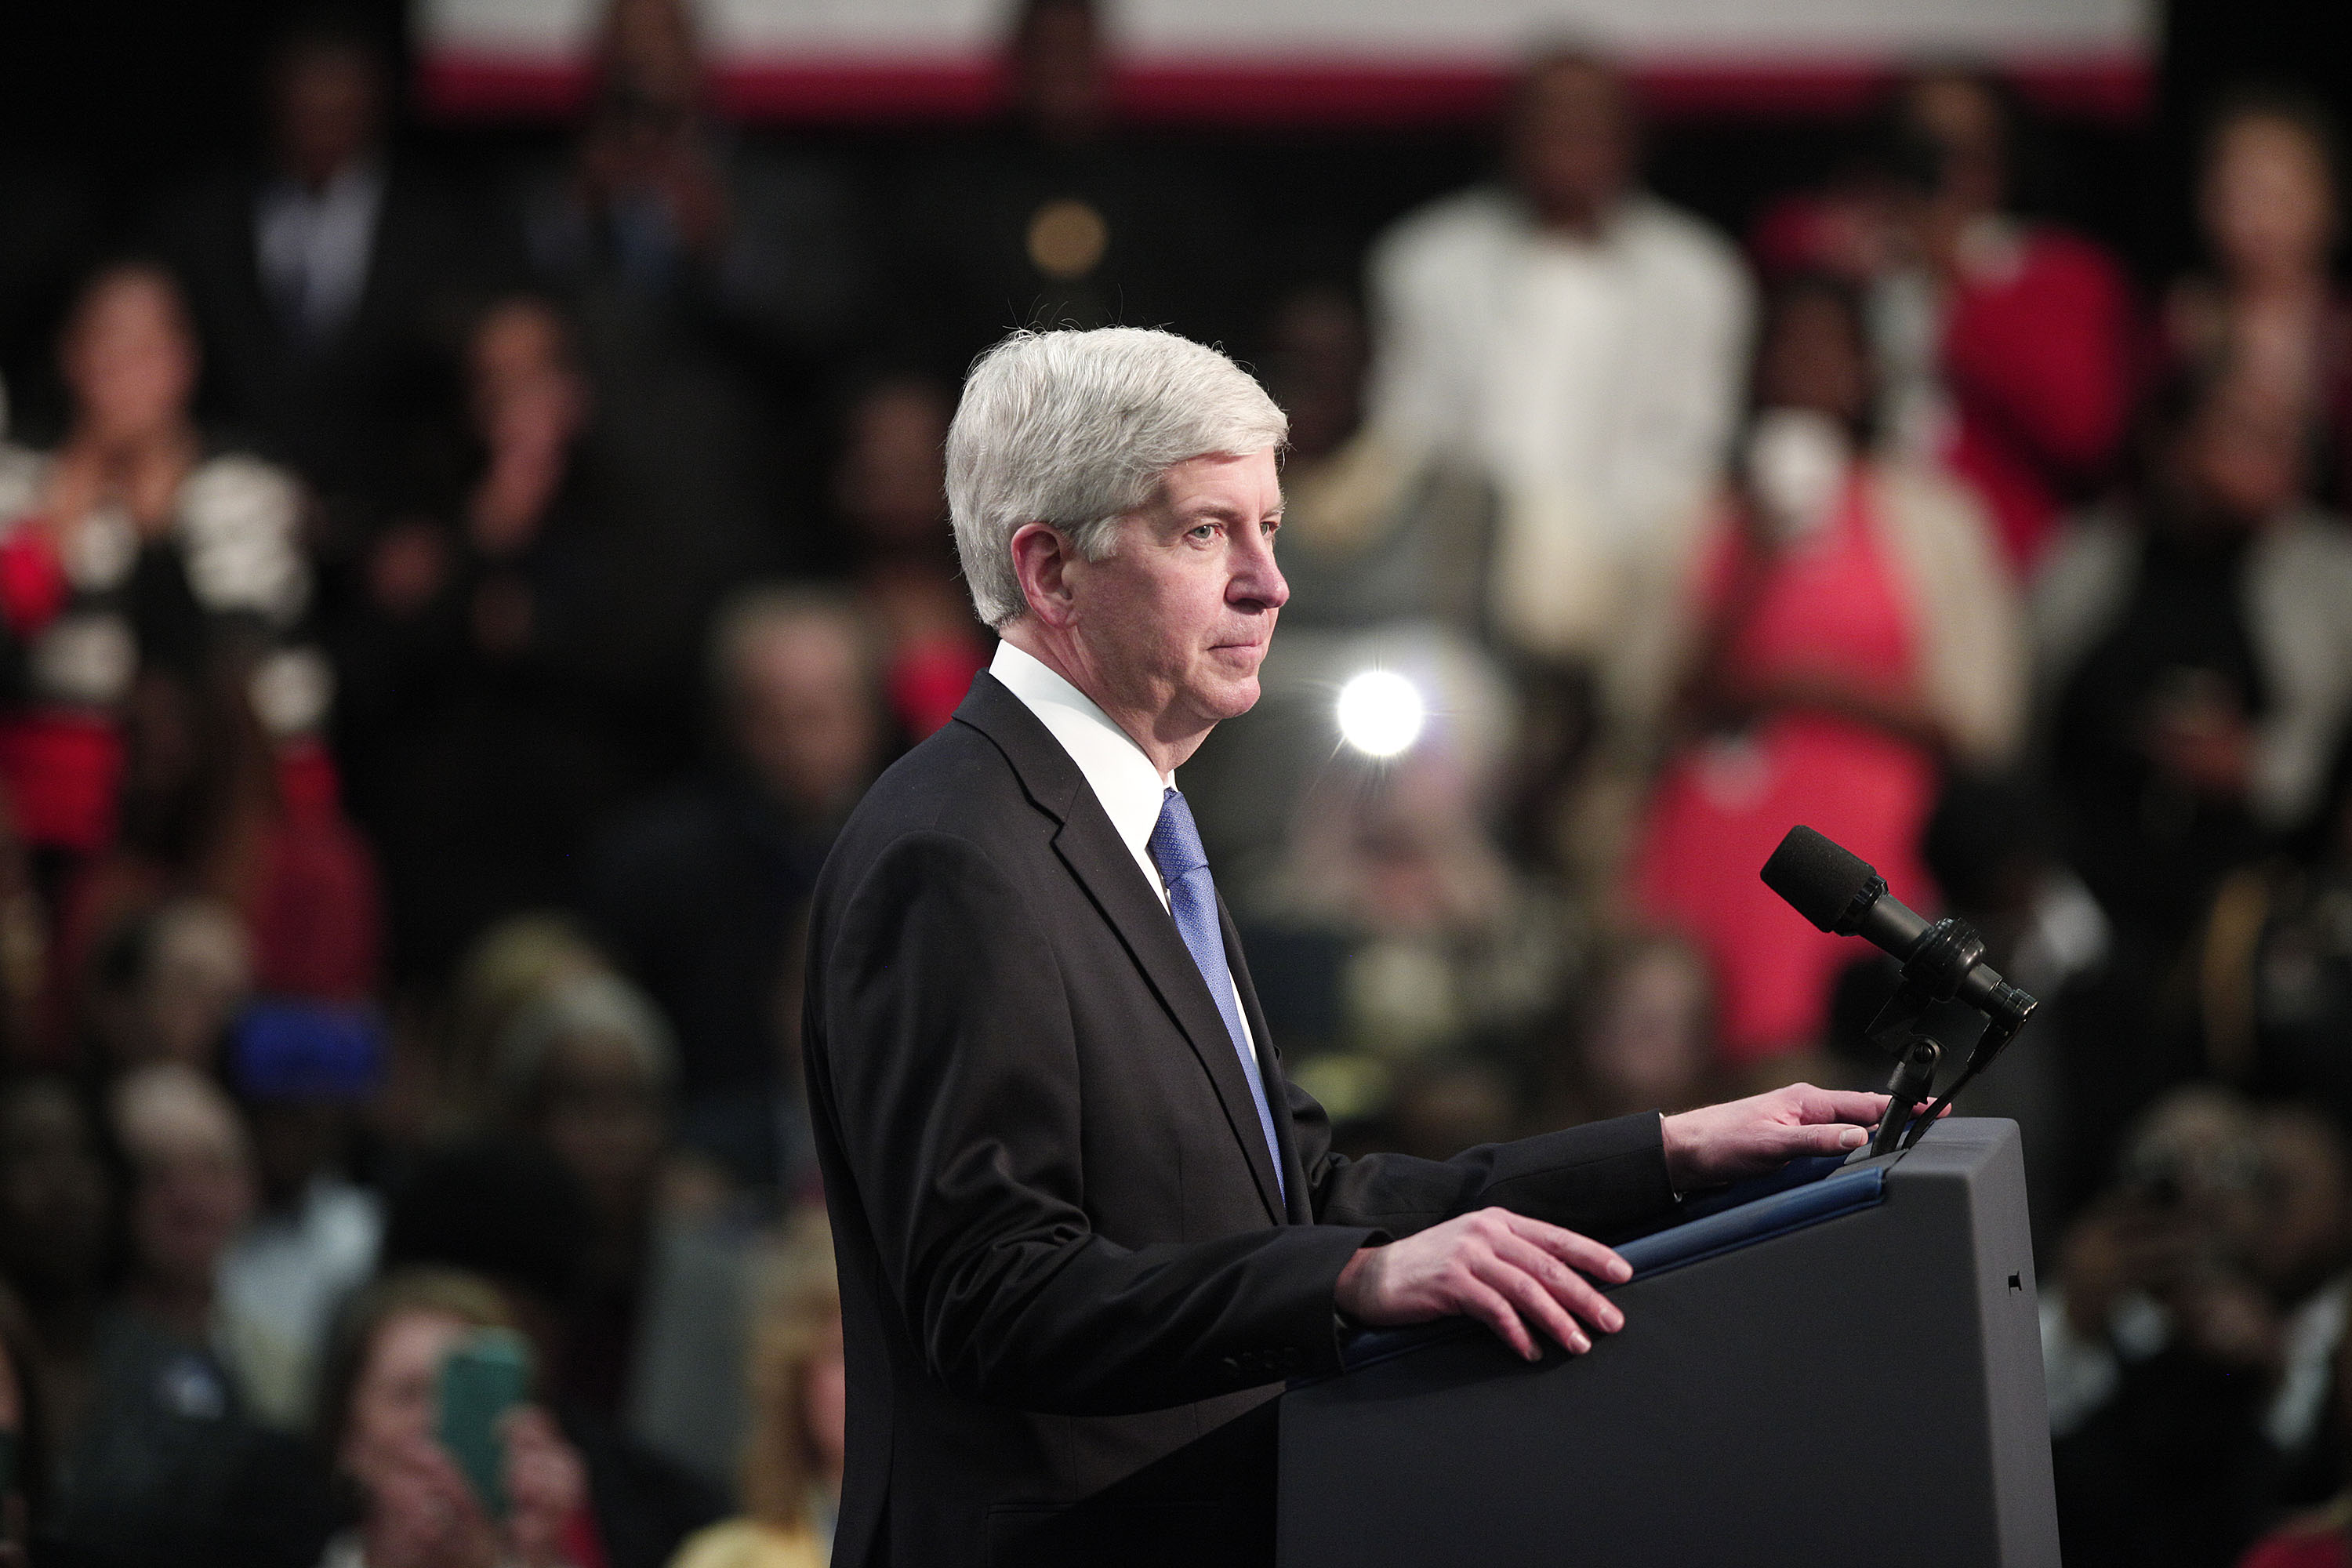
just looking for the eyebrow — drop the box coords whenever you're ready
[1177,499,1286,524]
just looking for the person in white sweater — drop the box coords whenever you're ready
[1364,49,1755,675]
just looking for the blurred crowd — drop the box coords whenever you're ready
[0,0,2348,1564]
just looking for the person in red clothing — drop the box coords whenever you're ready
[1627,274,2024,1072]
[0,265,341,922]
[1750,71,2135,574]
[830,376,988,740]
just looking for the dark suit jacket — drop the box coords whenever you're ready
[151,162,501,509]
[804,673,1679,1568]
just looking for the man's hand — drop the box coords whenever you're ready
[1334,1208,1632,1363]
[1661,1083,1893,1191]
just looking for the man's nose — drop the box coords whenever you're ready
[1232,525,1289,611]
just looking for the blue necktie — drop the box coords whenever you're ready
[1148,786,1286,1200]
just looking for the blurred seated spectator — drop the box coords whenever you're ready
[80,896,252,1073]
[2036,361,2352,958]
[311,1269,593,1568]
[1243,634,1578,1155]
[422,913,609,1146]
[829,376,987,739]
[1628,274,2024,1072]
[1540,930,1720,1133]
[668,1210,842,1568]
[60,1063,329,1568]
[381,1136,726,1568]
[491,971,680,1423]
[53,659,378,1060]
[0,1282,46,1566]
[2047,1093,2352,1568]
[590,590,887,1189]
[2163,91,2351,507]
[1753,70,2134,572]
[2240,1323,2352,1566]
[338,297,659,984]
[0,1074,111,1479]
[889,0,1247,375]
[217,995,387,1432]
[0,264,336,910]
[1364,49,1752,688]
[2193,728,2352,1138]
[151,16,499,529]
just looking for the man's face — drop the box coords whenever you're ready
[1065,448,1287,749]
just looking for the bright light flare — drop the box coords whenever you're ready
[1336,670,1426,757]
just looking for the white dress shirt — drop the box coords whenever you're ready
[989,640,1257,1049]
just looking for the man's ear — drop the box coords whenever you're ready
[1009,522,1078,629]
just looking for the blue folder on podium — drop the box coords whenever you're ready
[1279,1117,2060,1566]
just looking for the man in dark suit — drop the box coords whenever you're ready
[151,19,498,522]
[804,326,1889,1567]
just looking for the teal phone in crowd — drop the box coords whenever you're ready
[435,1328,532,1519]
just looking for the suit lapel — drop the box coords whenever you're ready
[955,674,1287,1223]
[1220,897,1309,1224]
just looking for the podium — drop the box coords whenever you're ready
[1279,1118,2060,1567]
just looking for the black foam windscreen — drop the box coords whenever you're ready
[1761,825,1878,934]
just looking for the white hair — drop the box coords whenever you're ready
[946,327,1288,629]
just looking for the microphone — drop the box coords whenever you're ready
[1761,825,2034,1033]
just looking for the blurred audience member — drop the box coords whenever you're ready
[591,590,886,1188]
[426,913,610,1145]
[2193,728,2352,1137]
[2049,1093,2352,1568]
[2037,362,2352,959]
[831,376,986,739]
[521,0,860,368]
[1755,71,2134,572]
[339,298,659,983]
[0,264,334,898]
[1255,282,1497,636]
[2164,93,2350,506]
[1365,49,1753,684]
[218,996,387,1431]
[60,1064,325,1567]
[382,1136,725,1568]
[1541,931,1719,1132]
[54,659,378,1060]
[152,17,498,526]
[891,0,1247,374]
[0,1074,113,1470]
[514,0,848,577]
[1248,636,1577,1152]
[492,971,677,1421]
[669,1210,843,1568]
[0,1283,45,1566]
[80,896,252,1073]
[1628,274,2024,1072]
[312,1269,593,1568]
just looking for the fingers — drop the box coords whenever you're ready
[1794,1087,1892,1126]
[1503,1211,1633,1285]
[1457,1276,1540,1361]
[1489,1231,1624,1339]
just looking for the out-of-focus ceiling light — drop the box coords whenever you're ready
[1336,669,1425,757]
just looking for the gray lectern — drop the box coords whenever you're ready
[1279,1118,2059,1567]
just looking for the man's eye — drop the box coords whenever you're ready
[1188,524,1218,541]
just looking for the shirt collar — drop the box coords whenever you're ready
[988,639,1170,873]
